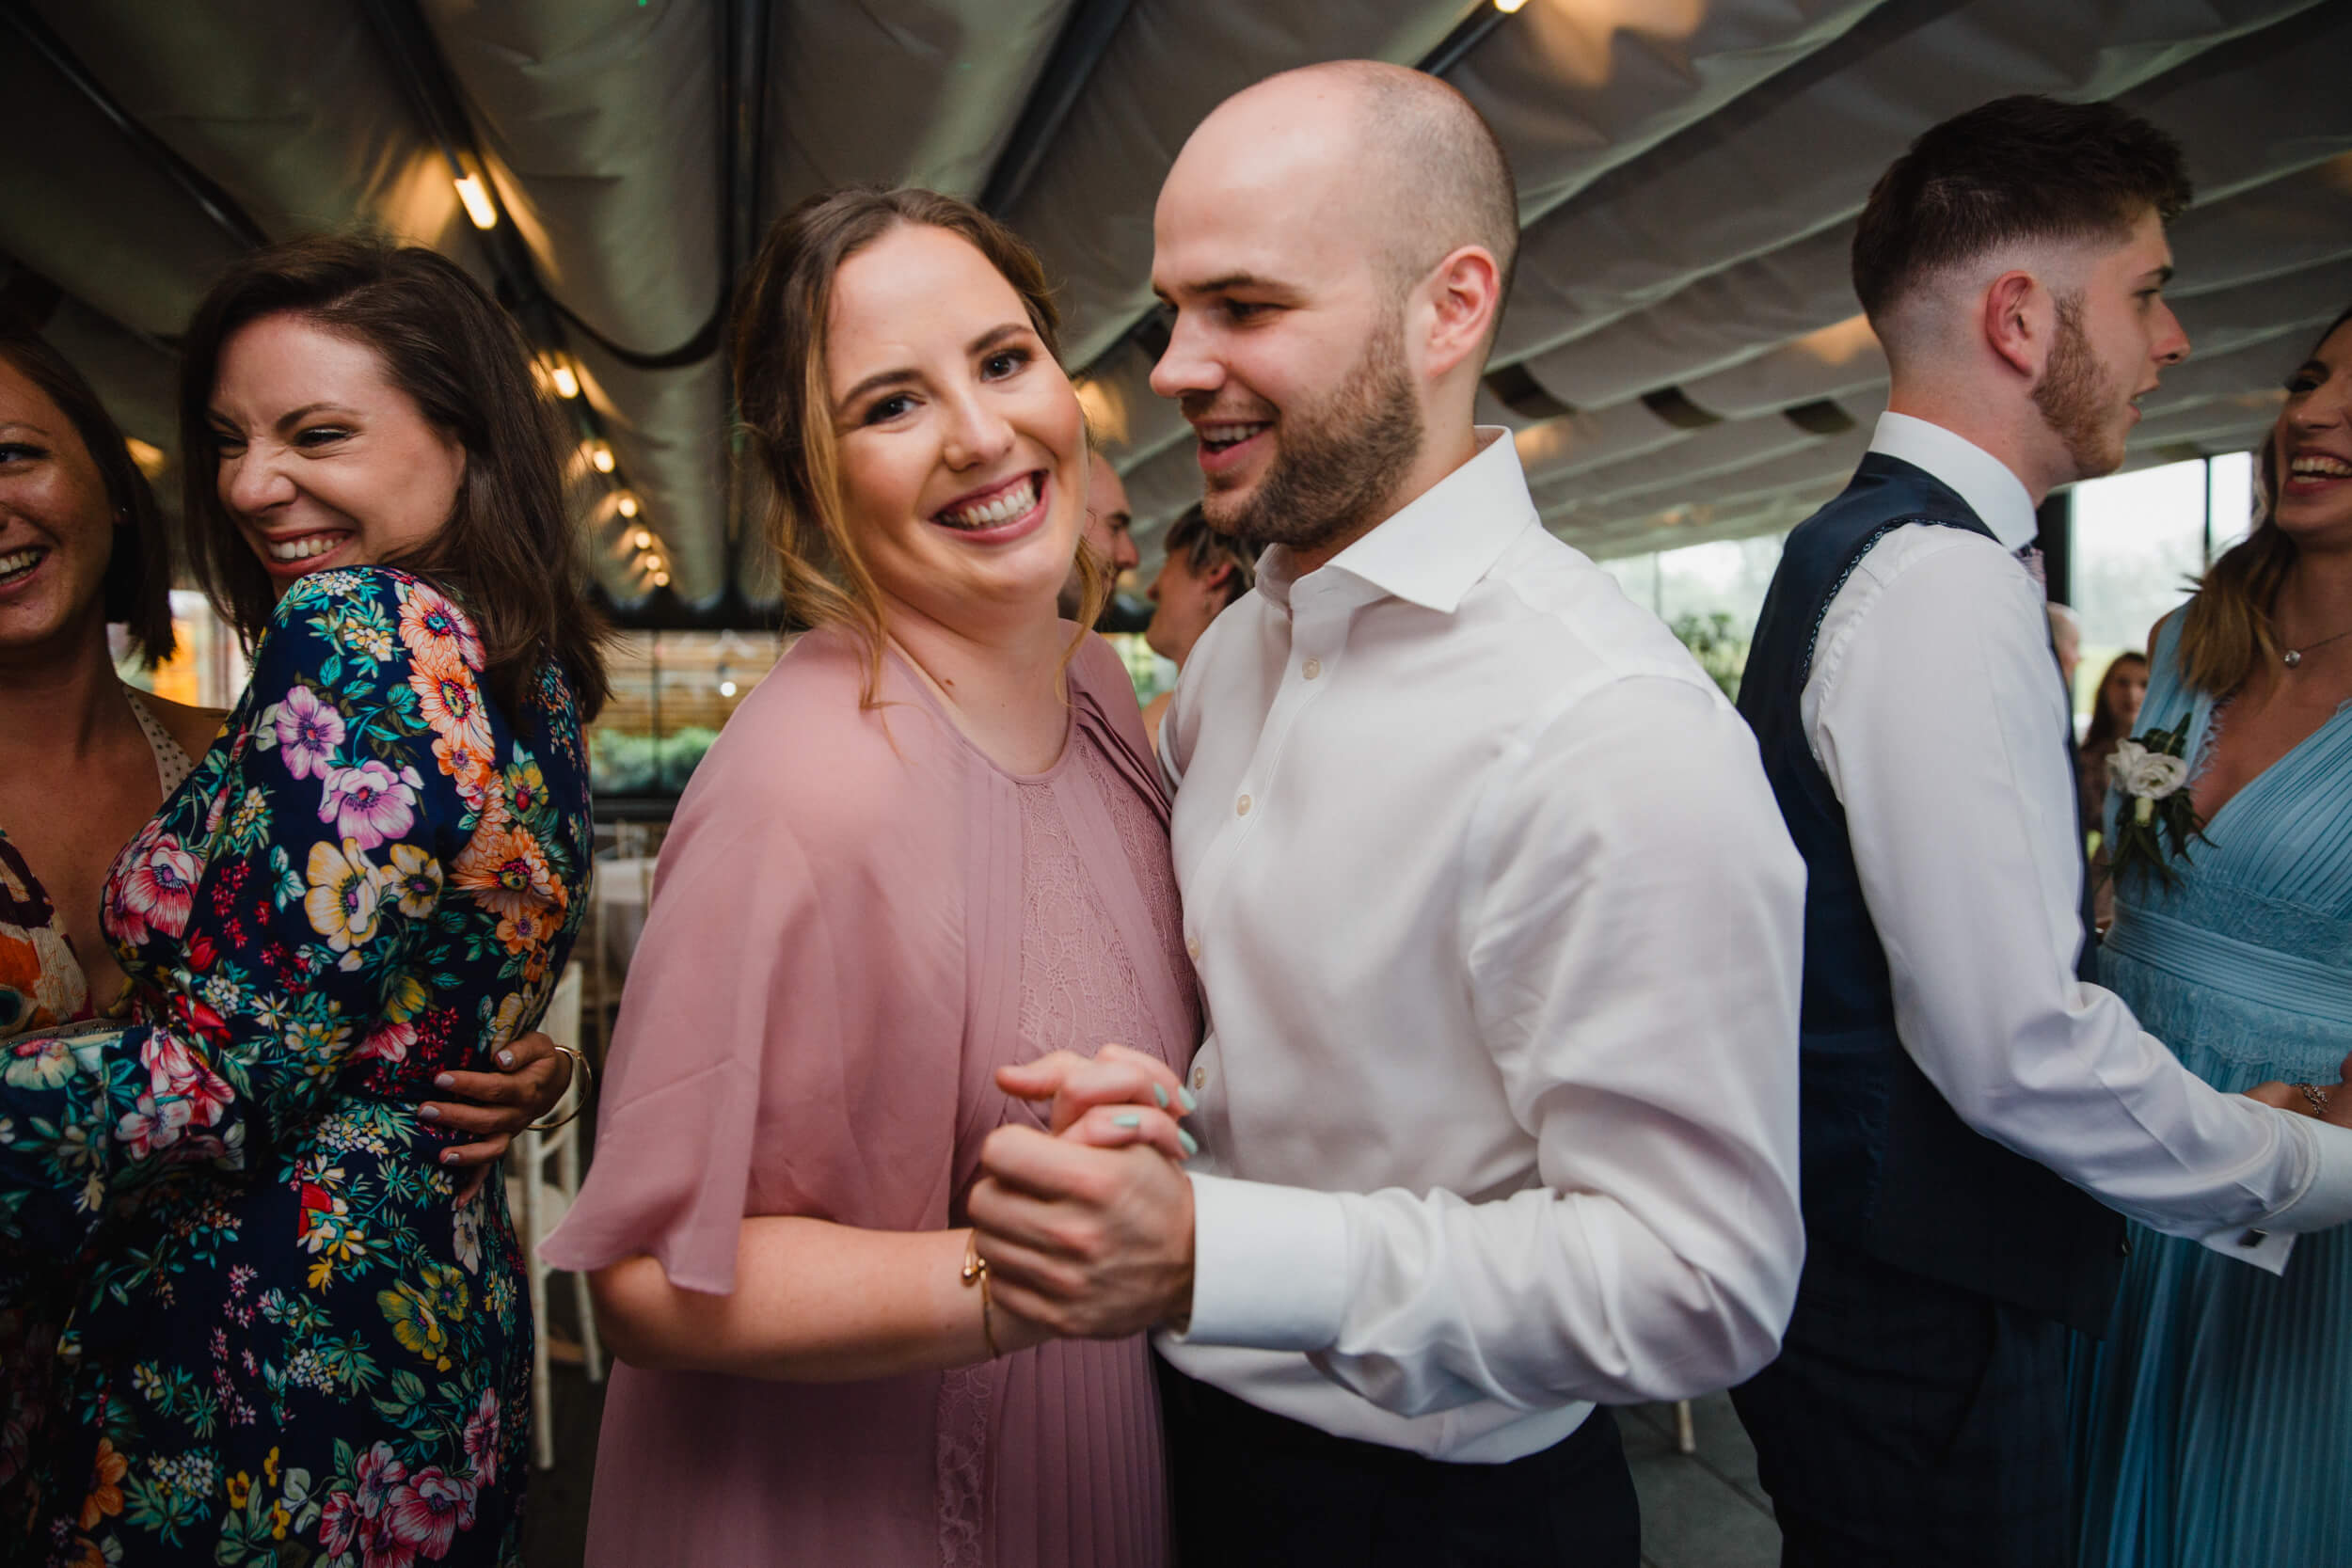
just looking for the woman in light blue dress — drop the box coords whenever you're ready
[2073,306,2352,1567]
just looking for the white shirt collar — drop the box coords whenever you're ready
[1867,412,2040,551]
[1255,428,1534,615]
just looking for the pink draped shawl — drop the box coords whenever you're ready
[543,625,1191,1566]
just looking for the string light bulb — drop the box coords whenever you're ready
[651,570,671,588]
[586,440,615,474]
[643,554,663,574]
[615,493,640,519]
[630,528,653,550]
[453,172,498,230]
[1494,0,1529,10]
[548,357,580,400]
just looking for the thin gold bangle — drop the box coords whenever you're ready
[526,1044,593,1132]
[962,1228,1000,1359]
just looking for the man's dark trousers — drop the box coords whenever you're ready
[1730,1247,2073,1567]
[1154,1356,1640,1567]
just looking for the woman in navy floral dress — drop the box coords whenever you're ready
[0,237,606,1567]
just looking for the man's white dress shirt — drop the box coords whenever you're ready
[1154,429,1807,1462]
[1800,412,2352,1275]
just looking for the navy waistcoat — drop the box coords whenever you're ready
[1737,451,2125,1335]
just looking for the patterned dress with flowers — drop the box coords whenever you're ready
[0,567,590,1567]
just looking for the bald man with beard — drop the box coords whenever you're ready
[967,63,1807,1566]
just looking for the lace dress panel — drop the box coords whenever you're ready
[1014,773,1167,1061]
[1078,740,1197,1033]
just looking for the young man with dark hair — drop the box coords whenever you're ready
[1137,504,1255,747]
[1729,94,2352,1568]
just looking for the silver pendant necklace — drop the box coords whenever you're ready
[2281,627,2352,669]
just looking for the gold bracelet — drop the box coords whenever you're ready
[961,1228,1000,1359]
[526,1044,593,1132]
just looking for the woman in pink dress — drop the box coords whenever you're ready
[540,188,1199,1566]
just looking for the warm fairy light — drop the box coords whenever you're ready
[548,357,580,400]
[651,571,670,588]
[1493,0,1529,11]
[587,440,615,474]
[719,680,738,698]
[615,493,640,519]
[453,172,498,230]
[123,436,167,479]
[642,554,663,574]
[630,528,653,550]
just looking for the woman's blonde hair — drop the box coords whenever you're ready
[2175,306,2352,697]
[731,187,1106,705]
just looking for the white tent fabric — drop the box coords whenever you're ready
[3,0,2344,617]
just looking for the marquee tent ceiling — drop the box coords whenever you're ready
[3,0,2344,624]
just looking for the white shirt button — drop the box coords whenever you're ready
[1191,1065,1208,1091]
[1302,657,1323,680]
[1236,794,1252,817]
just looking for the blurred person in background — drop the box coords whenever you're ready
[2080,648,2150,928]
[545,187,1197,1568]
[1137,502,1254,748]
[2072,305,2352,1567]
[2048,599,2083,689]
[0,236,602,1566]
[1057,445,1137,625]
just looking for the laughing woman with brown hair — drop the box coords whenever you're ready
[2072,307,2352,1567]
[0,237,602,1566]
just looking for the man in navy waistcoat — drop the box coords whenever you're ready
[1729,94,2352,1567]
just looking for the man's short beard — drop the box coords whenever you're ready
[2032,292,2126,481]
[1206,313,1422,554]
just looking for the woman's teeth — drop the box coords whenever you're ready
[2289,454,2352,479]
[0,546,45,582]
[266,534,346,562]
[938,476,1039,531]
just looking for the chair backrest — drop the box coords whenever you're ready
[544,961,585,1053]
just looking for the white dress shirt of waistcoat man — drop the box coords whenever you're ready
[965,60,1808,1568]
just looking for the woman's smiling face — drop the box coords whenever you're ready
[823,222,1087,635]
[208,312,469,594]
[0,356,116,657]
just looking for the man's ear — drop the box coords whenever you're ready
[1203,561,1236,594]
[1980,270,2046,382]
[1422,245,1504,381]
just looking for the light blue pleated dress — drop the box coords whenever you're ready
[2071,614,2352,1568]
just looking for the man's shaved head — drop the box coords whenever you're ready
[1178,61,1518,309]
[1151,62,1518,563]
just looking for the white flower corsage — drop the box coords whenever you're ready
[2107,720,2209,890]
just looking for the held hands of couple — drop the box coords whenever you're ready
[2246,1050,2352,1130]
[967,1045,1199,1340]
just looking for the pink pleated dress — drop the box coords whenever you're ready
[541,625,1197,1567]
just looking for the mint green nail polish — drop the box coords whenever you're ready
[1152,1083,1170,1109]
[1177,1129,1200,1158]
[1178,1087,1198,1113]
[1113,1112,1142,1129]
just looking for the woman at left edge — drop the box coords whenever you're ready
[0,236,606,1566]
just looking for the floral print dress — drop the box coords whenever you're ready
[0,568,591,1568]
[0,692,196,1535]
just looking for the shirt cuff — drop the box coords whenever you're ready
[2264,1116,2352,1234]
[1173,1172,1351,1352]
[2194,1224,2295,1274]
[2190,1116,2352,1275]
